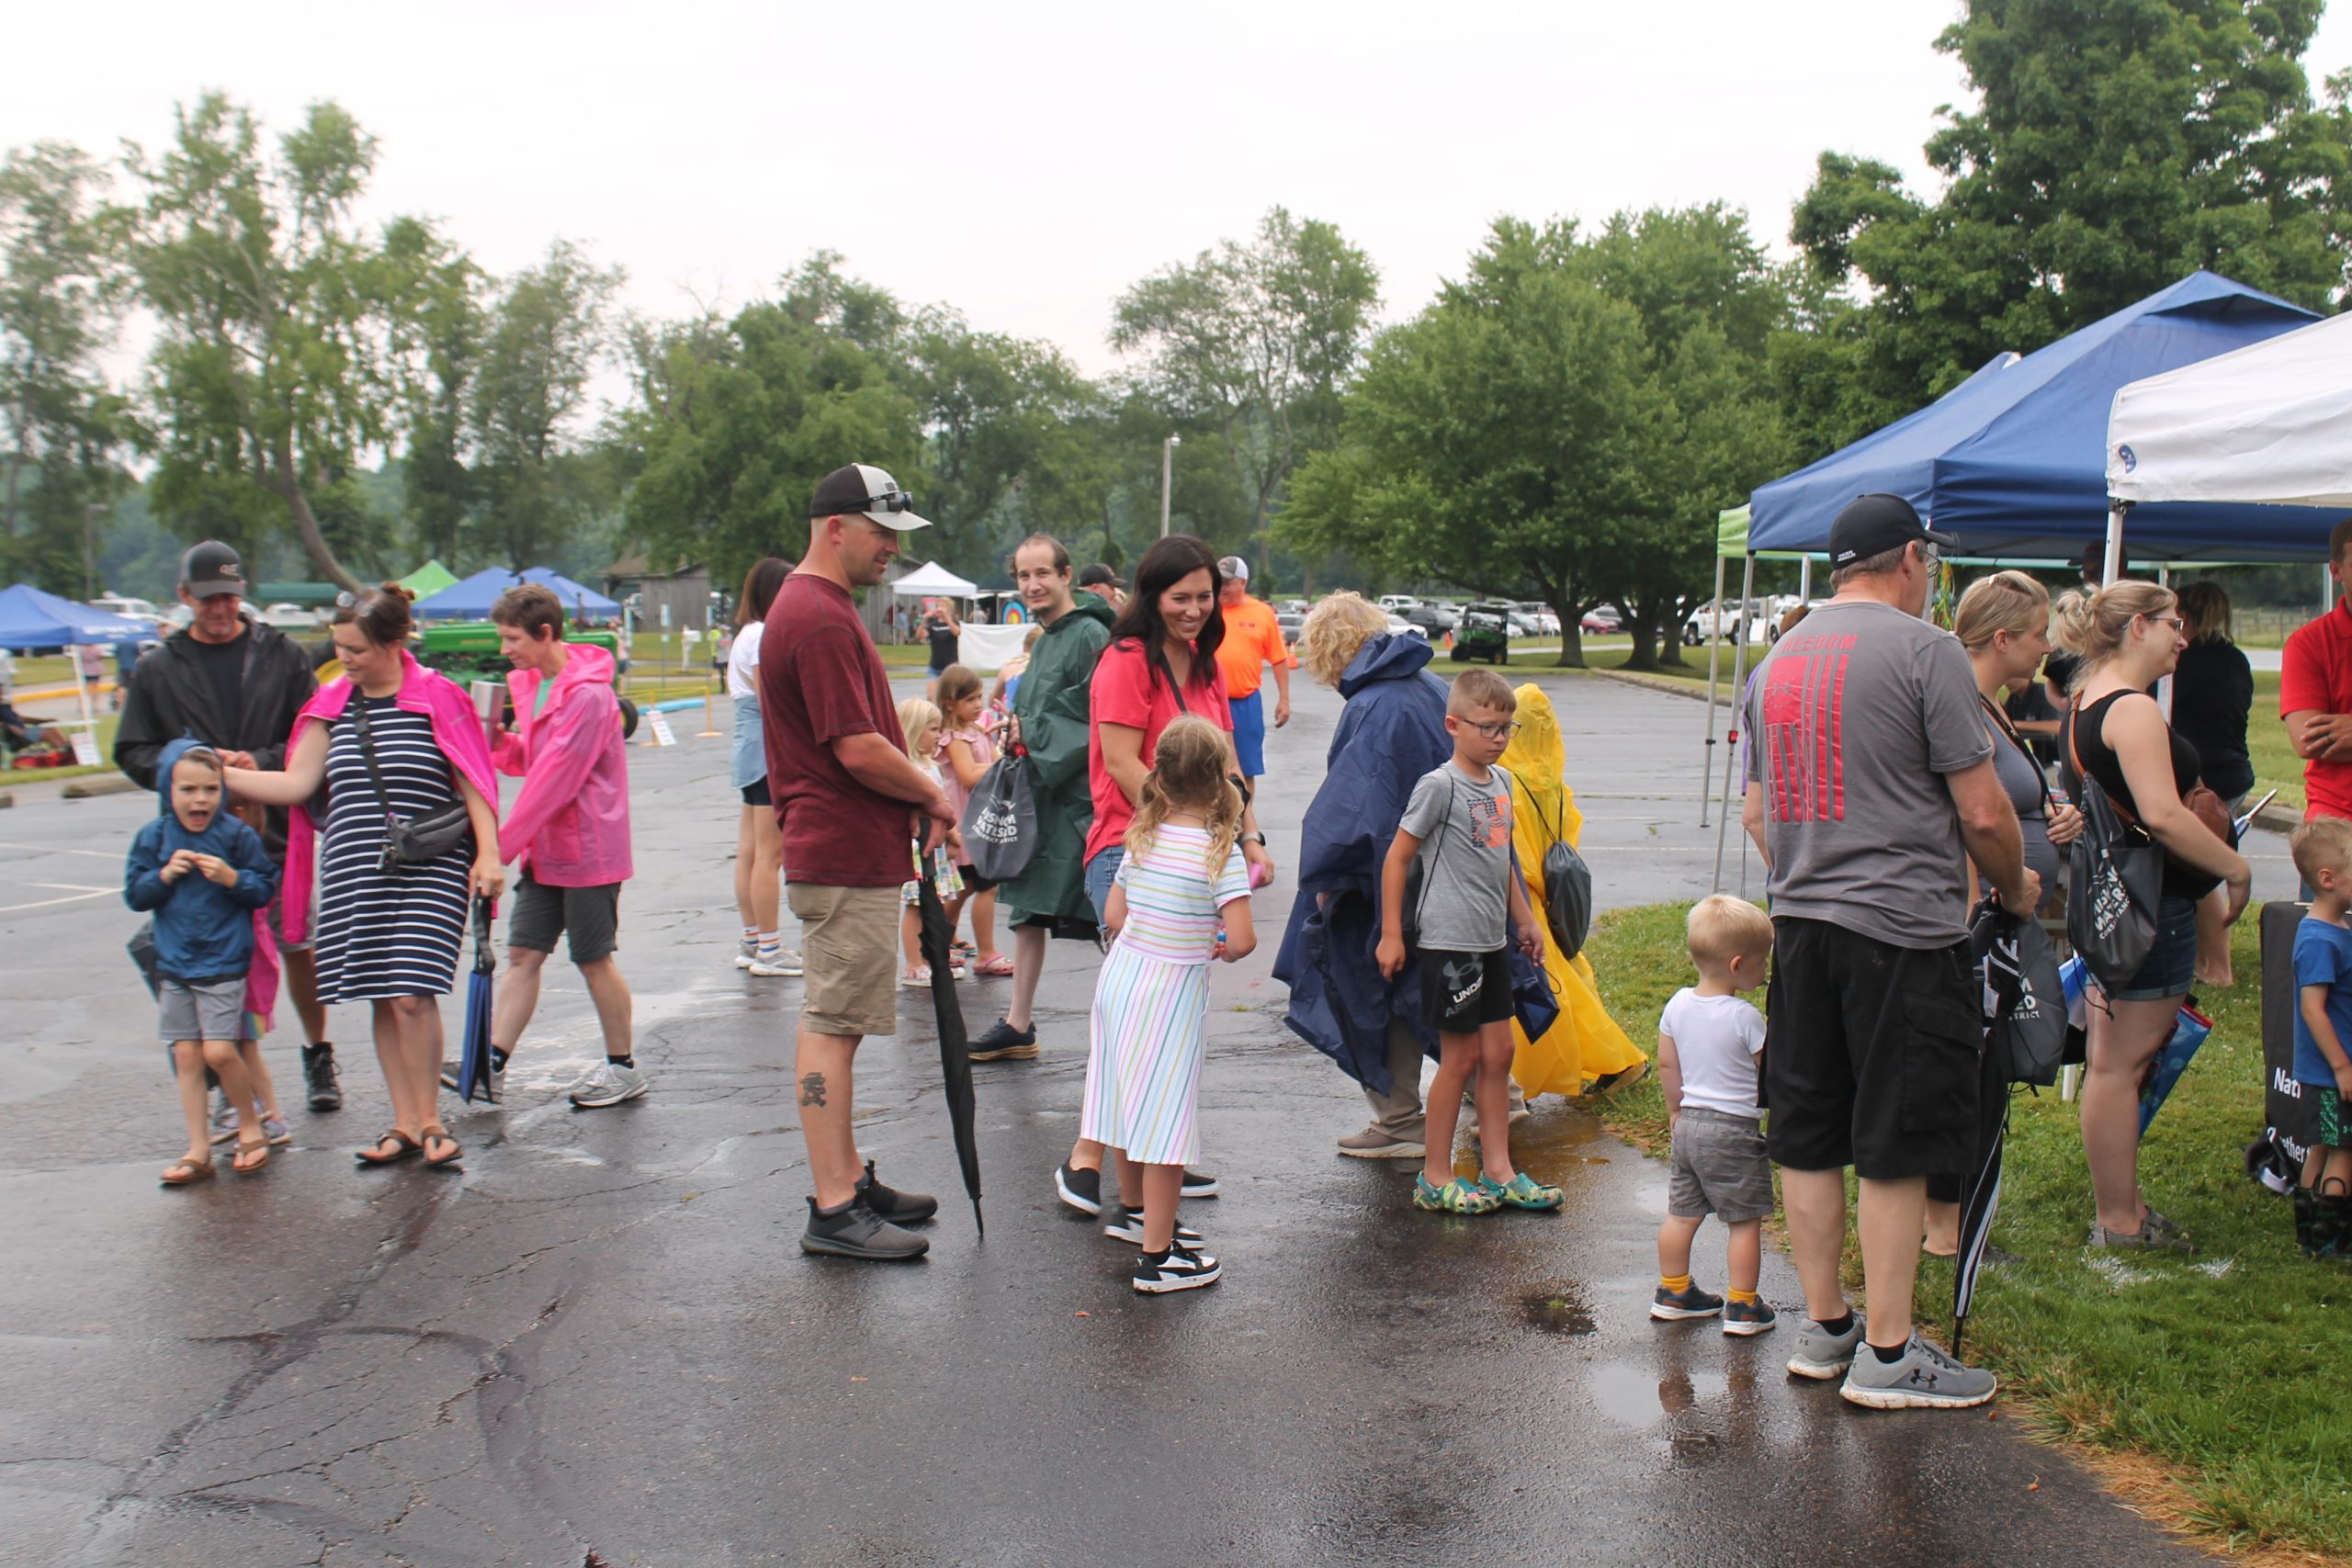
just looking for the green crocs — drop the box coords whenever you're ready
[1479,1171,1566,1211]
[1414,1174,1501,1214]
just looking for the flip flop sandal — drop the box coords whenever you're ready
[971,953,1017,976]
[231,1139,271,1175]
[422,1128,463,1168]
[356,1130,424,1166]
[161,1156,215,1187]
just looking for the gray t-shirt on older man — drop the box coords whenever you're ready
[1398,761,1515,952]
[1743,599,1994,949]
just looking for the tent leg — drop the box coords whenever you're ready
[1797,557,1813,604]
[1711,553,1758,893]
[1700,553,1725,827]
[2102,502,2129,584]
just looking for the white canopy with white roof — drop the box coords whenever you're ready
[889,560,979,597]
[2107,310,2352,511]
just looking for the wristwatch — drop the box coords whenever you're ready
[1241,831,1267,847]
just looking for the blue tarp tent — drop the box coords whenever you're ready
[1747,272,2346,563]
[413,568,620,621]
[0,582,151,649]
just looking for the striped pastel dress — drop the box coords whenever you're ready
[1079,825,1252,1166]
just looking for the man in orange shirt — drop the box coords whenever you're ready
[1214,556,1293,795]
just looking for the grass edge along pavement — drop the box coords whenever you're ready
[1579,903,2352,1562]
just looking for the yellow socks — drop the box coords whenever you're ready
[1726,1287,1760,1306]
[1659,1274,1692,1293]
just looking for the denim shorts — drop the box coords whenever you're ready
[1084,845,1125,925]
[2107,895,2198,1001]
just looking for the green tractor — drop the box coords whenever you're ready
[1450,602,1514,665]
[311,623,640,738]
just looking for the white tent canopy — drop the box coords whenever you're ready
[889,560,979,597]
[2108,310,2352,509]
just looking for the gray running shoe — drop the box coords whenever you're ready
[1839,1333,1997,1410]
[747,945,803,977]
[568,1060,649,1109]
[800,1194,929,1260]
[733,936,758,969]
[2086,1216,2194,1254]
[1336,1126,1427,1160]
[1785,1312,1866,1380]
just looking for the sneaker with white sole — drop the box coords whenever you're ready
[1055,1161,1103,1215]
[1102,1209,1205,1248]
[1133,1240,1221,1293]
[1336,1126,1427,1160]
[209,1100,240,1145]
[568,1060,649,1109]
[1649,1282,1724,1321]
[747,945,803,977]
[1179,1168,1219,1199]
[1722,1298,1779,1337]
[1786,1313,1866,1380]
[261,1115,292,1146]
[733,936,759,970]
[1839,1333,1997,1410]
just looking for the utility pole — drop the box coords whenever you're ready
[1159,434,1181,537]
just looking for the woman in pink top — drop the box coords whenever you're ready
[1053,535,1277,1222]
[933,663,1012,976]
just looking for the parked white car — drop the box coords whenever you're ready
[258,603,321,629]
[1377,594,1423,613]
[92,592,161,621]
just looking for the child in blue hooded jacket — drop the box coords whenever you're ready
[125,739,281,1185]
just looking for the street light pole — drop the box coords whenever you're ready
[1159,434,1180,537]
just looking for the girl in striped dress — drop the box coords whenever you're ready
[1081,716,1256,1293]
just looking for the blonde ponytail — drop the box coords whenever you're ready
[2048,581,2174,692]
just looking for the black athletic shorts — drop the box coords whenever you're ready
[1763,916,1983,1181]
[741,777,771,807]
[509,873,622,965]
[1419,946,1513,1033]
[958,863,995,895]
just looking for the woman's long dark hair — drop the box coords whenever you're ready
[1109,535,1225,688]
[737,558,790,629]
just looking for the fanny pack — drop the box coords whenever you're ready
[350,694,472,865]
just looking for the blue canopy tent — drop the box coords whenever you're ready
[413,568,621,623]
[0,582,154,740]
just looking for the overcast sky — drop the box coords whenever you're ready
[11,0,2352,388]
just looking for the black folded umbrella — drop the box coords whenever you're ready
[1954,897,2019,1352]
[914,847,984,1236]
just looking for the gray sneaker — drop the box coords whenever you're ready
[2087,1216,2194,1254]
[1785,1312,1866,1380]
[746,945,804,977]
[733,936,758,969]
[568,1060,649,1109]
[1839,1333,1997,1410]
[800,1194,929,1260]
[1336,1126,1427,1160]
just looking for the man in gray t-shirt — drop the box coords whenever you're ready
[1737,492,2037,1412]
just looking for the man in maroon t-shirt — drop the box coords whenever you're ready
[760,463,958,1261]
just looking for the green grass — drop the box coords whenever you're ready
[2247,671,2304,816]
[1580,903,2352,1559]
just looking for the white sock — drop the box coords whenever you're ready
[741,924,757,942]
[758,931,781,951]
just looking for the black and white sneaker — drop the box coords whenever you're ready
[1102,1208,1204,1248]
[1055,1161,1103,1215]
[1133,1240,1221,1293]
[800,1194,930,1260]
[856,1159,938,1225]
[1179,1168,1219,1199]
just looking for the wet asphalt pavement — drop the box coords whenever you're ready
[1,667,2261,1566]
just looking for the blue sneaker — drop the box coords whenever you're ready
[1649,1281,1724,1321]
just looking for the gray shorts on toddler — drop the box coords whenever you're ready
[1666,1106,1773,1224]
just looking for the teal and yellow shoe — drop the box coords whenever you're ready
[1413,1174,1501,1214]
[1479,1171,1566,1211]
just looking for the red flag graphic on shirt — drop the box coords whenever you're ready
[1758,637,1854,822]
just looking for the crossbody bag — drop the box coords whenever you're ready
[349,695,473,869]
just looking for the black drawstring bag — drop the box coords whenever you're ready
[960,750,1038,884]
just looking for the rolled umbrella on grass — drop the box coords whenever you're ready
[914,844,984,1236]
[456,895,498,1104]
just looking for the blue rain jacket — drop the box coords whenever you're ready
[123,737,279,983]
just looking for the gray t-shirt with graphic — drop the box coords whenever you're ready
[1399,761,1515,953]
[1742,598,1993,949]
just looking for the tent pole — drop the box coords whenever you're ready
[2102,501,2129,583]
[1798,556,1813,604]
[1700,552,1725,826]
[1712,552,1758,892]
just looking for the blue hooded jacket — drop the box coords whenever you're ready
[124,737,278,984]
[1273,634,1556,1090]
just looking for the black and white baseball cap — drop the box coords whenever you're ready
[1217,555,1250,583]
[180,540,248,599]
[808,464,932,532]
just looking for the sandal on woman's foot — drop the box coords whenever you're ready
[356,1130,423,1166]
[422,1127,462,1168]
[161,1156,215,1187]
[970,952,1016,976]
[899,964,934,988]
[231,1137,270,1175]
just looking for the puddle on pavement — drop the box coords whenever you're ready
[1521,1283,1596,1337]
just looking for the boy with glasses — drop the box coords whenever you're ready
[1375,668,1563,1215]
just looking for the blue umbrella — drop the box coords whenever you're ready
[2139,1001,2214,1136]
[457,896,498,1103]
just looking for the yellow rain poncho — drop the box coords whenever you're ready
[1500,684,1647,1096]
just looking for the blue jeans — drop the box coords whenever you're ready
[1084,846,1125,925]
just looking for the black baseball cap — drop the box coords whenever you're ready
[1078,563,1122,590]
[180,540,248,599]
[1827,493,1955,568]
[808,463,931,532]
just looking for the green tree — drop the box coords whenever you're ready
[0,141,130,594]
[1111,207,1379,570]
[469,239,623,567]
[1785,0,2352,450]
[399,243,485,568]
[122,94,456,591]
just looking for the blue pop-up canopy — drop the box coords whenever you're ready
[1747,272,2346,563]
[412,567,620,621]
[0,582,152,650]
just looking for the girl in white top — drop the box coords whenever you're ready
[896,698,967,988]
[728,559,798,977]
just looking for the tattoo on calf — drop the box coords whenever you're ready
[798,1072,827,1108]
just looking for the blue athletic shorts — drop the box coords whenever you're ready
[1228,689,1265,777]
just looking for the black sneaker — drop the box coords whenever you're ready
[967,1021,1039,1062]
[1179,1168,1219,1199]
[800,1194,930,1260]
[301,1044,343,1111]
[1133,1240,1221,1293]
[1102,1208,1204,1248]
[1055,1161,1102,1215]
[857,1159,938,1225]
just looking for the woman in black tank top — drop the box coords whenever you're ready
[2052,581,2251,1254]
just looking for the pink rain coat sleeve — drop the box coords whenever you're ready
[279,652,501,945]
[496,644,632,887]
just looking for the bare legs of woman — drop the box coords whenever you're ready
[365,995,449,1162]
[2193,886,2234,988]
[2081,990,2182,1235]
[734,804,781,943]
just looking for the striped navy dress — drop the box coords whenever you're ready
[313,695,471,1002]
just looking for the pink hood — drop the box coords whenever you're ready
[494,642,632,887]
[280,650,500,944]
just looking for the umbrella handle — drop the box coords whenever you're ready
[472,895,495,975]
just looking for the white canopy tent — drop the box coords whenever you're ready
[2108,310,2352,511]
[889,560,979,598]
